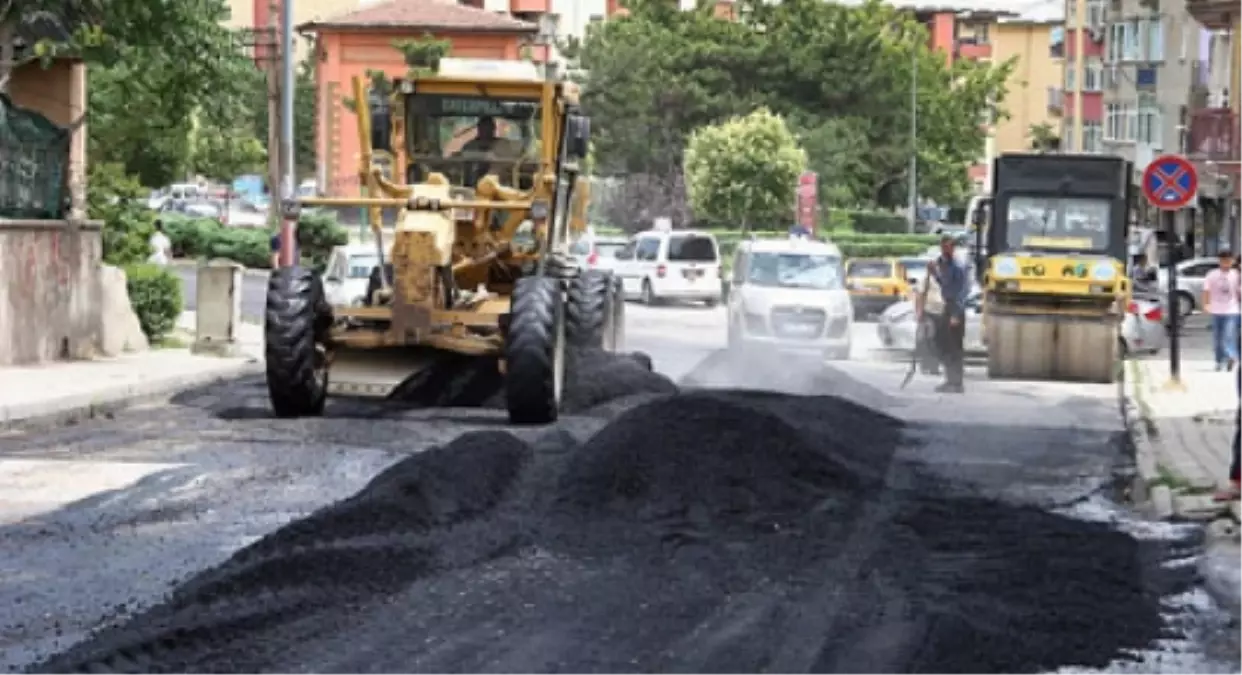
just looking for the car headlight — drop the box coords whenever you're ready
[992,256,1019,277]
[1091,262,1116,281]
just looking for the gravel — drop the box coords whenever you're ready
[32,352,1202,674]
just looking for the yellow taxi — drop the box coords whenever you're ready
[845,257,910,318]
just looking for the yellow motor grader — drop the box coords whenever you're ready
[969,153,1132,383]
[264,58,624,424]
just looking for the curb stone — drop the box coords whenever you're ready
[1124,359,1174,519]
[0,360,262,431]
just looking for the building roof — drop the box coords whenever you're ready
[299,0,538,33]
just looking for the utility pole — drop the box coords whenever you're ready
[907,44,918,234]
[265,1,282,224]
[277,0,298,267]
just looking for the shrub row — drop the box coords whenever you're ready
[160,211,348,271]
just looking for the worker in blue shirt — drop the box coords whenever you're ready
[927,234,970,393]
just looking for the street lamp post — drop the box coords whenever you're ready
[907,45,918,234]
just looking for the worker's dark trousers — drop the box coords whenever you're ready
[933,312,965,387]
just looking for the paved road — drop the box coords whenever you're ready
[2,303,1236,671]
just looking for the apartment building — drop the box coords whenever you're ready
[1184,0,1238,249]
[988,5,1064,183]
[1091,0,1204,189]
[1055,0,1107,153]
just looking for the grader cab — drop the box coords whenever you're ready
[971,153,1132,383]
[263,58,624,424]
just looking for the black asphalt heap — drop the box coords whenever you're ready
[34,360,1192,674]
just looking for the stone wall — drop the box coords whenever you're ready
[0,219,103,365]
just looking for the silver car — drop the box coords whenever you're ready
[1155,257,1220,317]
[876,292,1165,357]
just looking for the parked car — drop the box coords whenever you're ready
[159,199,222,220]
[844,257,910,318]
[322,244,384,307]
[220,199,268,228]
[877,290,1165,357]
[727,237,853,360]
[569,235,629,274]
[1156,257,1219,317]
[613,228,723,306]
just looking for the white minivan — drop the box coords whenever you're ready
[613,229,723,306]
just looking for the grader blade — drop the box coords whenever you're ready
[325,347,443,398]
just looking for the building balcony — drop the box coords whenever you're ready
[955,40,991,60]
[1185,0,1237,29]
[1189,109,1240,162]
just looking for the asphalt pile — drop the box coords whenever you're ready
[38,355,1192,674]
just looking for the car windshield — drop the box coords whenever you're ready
[847,260,891,278]
[596,242,626,259]
[1005,196,1112,252]
[747,252,843,290]
[901,259,929,276]
[406,94,542,188]
[348,255,378,278]
[667,235,717,262]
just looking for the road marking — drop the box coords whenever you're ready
[0,459,188,525]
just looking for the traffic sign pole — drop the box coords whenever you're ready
[1141,154,1197,392]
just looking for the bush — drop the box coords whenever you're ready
[90,163,156,266]
[160,211,347,271]
[838,210,909,234]
[124,263,183,341]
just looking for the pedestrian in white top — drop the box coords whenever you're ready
[148,220,172,266]
[1202,250,1241,371]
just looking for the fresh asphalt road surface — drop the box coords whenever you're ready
[3,302,1237,672]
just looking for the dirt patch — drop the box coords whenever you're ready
[34,383,1195,674]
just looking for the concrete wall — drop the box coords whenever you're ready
[0,220,103,365]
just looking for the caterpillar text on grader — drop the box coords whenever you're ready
[970,153,1132,383]
[264,58,625,424]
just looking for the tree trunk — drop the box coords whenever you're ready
[0,16,15,95]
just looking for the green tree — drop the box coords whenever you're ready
[684,108,807,233]
[576,0,1013,209]
[251,53,319,178]
[1028,122,1060,152]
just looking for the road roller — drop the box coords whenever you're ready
[970,153,1132,383]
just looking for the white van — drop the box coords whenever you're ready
[727,236,852,360]
[613,229,723,306]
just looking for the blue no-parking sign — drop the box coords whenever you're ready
[1140,155,1198,211]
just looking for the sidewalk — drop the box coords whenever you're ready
[0,312,264,429]
[1126,355,1240,523]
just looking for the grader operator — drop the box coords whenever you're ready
[970,153,1132,383]
[264,58,624,425]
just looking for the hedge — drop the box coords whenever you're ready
[124,263,182,342]
[161,211,348,271]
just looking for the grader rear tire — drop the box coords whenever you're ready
[505,277,565,425]
[264,267,330,417]
[567,270,611,348]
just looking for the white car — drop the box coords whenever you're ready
[614,228,723,306]
[727,237,853,360]
[569,235,629,275]
[220,199,269,228]
[1156,257,1219,317]
[322,244,385,307]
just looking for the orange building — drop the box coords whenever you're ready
[299,0,537,196]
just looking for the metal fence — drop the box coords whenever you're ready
[0,93,70,220]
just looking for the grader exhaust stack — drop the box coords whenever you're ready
[263,59,623,424]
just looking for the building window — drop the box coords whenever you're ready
[1142,18,1164,62]
[1083,121,1103,152]
[1083,59,1102,91]
[1105,102,1137,141]
[1063,120,1076,151]
[1107,18,1165,63]
[1050,26,1065,58]
[1086,0,1106,27]
[1136,103,1162,147]
[1065,66,1075,90]
[1106,23,1124,62]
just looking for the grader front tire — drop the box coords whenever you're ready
[264,267,330,417]
[505,277,566,425]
